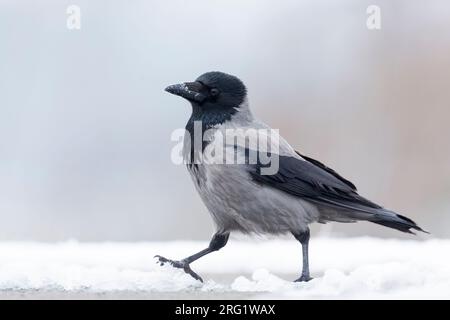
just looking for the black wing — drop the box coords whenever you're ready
[248,151,426,234]
[249,152,382,213]
[295,151,357,191]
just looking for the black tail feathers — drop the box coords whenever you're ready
[371,210,429,234]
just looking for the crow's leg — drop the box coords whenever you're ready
[155,232,229,282]
[293,228,313,282]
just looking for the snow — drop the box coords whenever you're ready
[0,237,448,299]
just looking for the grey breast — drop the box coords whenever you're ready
[183,119,320,235]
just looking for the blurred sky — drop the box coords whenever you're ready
[0,0,449,241]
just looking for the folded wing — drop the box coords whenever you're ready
[248,151,426,234]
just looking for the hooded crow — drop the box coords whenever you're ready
[156,71,427,282]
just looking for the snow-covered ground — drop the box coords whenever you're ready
[0,237,448,299]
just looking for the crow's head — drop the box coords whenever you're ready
[165,71,247,114]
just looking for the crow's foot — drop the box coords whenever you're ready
[155,255,203,282]
[294,274,313,282]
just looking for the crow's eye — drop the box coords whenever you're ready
[210,88,220,97]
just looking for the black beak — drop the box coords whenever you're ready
[165,81,206,103]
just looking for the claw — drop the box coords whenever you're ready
[154,255,203,282]
[295,274,313,282]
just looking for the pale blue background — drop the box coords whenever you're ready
[0,0,449,240]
